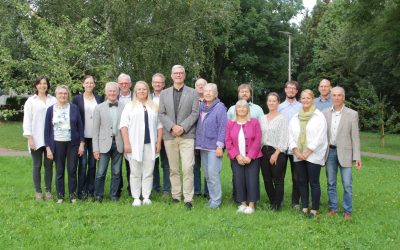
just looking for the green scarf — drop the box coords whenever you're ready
[298,105,316,152]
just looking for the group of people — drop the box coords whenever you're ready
[23,65,362,220]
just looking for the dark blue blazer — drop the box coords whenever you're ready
[72,94,103,130]
[44,103,84,153]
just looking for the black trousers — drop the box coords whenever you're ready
[232,159,260,203]
[295,160,321,210]
[118,158,131,196]
[261,146,287,208]
[54,141,78,199]
[31,146,53,193]
[285,154,301,206]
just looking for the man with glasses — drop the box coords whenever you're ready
[278,80,302,209]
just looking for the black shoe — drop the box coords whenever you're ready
[194,193,202,197]
[172,198,180,203]
[184,202,193,210]
[93,196,103,203]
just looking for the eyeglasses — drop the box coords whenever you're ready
[173,72,185,75]
[285,86,297,90]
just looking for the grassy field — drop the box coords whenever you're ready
[0,155,399,249]
[2,122,399,156]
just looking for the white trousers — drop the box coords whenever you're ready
[129,144,155,199]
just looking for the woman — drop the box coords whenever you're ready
[120,81,162,206]
[260,92,288,211]
[23,76,57,200]
[44,85,84,204]
[288,89,328,217]
[72,75,103,200]
[225,100,263,214]
[194,83,227,209]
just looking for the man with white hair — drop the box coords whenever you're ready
[323,86,362,221]
[158,65,199,209]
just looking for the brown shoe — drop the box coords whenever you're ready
[344,212,352,221]
[327,210,337,216]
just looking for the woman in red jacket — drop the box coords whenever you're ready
[225,99,263,214]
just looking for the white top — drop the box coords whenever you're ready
[151,93,160,105]
[330,106,343,146]
[119,93,132,108]
[238,122,246,157]
[260,114,288,152]
[288,109,328,165]
[23,94,57,150]
[84,97,98,138]
[119,102,162,162]
[53,104,71,141]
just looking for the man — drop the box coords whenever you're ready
[92,82,124,201]
[323,86,362,220]
[315,79,332,111]
[226,83,263,202]
[117,73,132,196]
[158,65,199,209]
[278,80,302,209]
[227,84,264,121]
[151,73,171,197]
[194,78,208,197]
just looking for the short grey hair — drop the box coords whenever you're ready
[55,85,70,96]
[104,82,119,94]
[118,73,131,83]
[204,83,218,98]
[195,78,207,87]
[331,86,345,96]
[171,65,185,74]
[152,73,165,83]
[233,99,251,121]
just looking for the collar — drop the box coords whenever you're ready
[173,85,184,92]
[331,105,344,113]
[120,91,131,98]
[318,95,331,103]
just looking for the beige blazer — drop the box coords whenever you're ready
[92,101,124,154]
[323,106,361,167]
[158,85,199,140]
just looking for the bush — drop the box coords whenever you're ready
[0,96,27,121]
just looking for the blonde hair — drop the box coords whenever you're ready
[131,81,158,112]
[233,99,251,121]
[300,89,315,99]
[55,85,71,102]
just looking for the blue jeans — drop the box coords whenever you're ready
[200,150,222,207]
[194,150,209,195]
[77,138,96,199]
[94,140,122,200]
[152,141,171,192]
[326,148,353,214]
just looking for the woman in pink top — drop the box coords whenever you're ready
[225,100,263,214]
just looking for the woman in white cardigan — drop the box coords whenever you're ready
[289,89,327,218]
[23,76,57,200]
[120,81,162,206]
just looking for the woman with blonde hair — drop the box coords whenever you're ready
[288,89,327,217]
[120,81,162,206]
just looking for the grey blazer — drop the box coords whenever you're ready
[92,101,124,154]
[158,85,199,140]
[323,106,361,167]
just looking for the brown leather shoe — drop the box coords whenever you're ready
[327,210,337,216]
[344,212,352,221]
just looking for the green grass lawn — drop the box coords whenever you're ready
[0,121,26,150]
[0,155,399,249]
[360,132,400,156]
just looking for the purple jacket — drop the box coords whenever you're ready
[195,99,227,150]
[225,118,263,160]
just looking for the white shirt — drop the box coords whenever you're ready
[238,122,246,157]
[151,92,161,105]
[260,114,288,152]
[53,104,71,141]
[119,102,162,162]
[119,92,132,108]
[288,109,328,165]
[330,106,343,146]
[23,94,57,150]
[84,97,98,138]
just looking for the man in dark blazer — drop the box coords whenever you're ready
[323,86,362,220]
[72,75,103,200]
[158,65,199,209]
[92,82,124,201]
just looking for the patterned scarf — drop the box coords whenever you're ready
[298,105,316,152]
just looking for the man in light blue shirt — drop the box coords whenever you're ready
[314,79,332,111]
[227,83,264,121]
[278,80,302,209]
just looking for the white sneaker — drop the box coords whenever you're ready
[142,198,152,205]
[45,192,52,201]
[132,198,142,207]
[244,206,255,214]
[237,205,247,213]
[57,199,63,204]
[71,199,77,204]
